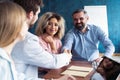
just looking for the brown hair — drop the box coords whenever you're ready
[13,0,44,15]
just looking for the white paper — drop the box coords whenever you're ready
[84,6,108,36]
[61,66,93,77]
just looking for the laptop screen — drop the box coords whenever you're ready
[96,56,120,80]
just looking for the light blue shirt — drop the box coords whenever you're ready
[0,48,43,80]
[0,48,16,80]
[62,24,115,61]
[12,32,70,78]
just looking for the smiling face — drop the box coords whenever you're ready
[73,12,88,31]
[45,18,59,36]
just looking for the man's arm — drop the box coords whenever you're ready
[97,27,115,57]
[62,31,74,53]
[12,33,71,69]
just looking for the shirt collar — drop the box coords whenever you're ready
[0,48,12,62]
[74,24,90,33]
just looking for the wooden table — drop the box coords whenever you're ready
[43,61,94,80]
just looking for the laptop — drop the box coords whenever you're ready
[96,56,120,80]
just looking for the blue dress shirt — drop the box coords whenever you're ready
[62,24,115,61]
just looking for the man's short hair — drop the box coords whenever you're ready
[72,9,87,17]
[13,0,44,14]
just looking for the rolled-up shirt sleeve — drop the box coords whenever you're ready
[12,33,70,69]
[62,31,74,51]
[97,27,115,57]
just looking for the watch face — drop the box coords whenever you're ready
[96,56,120,80]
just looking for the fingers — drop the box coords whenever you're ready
[63,49,71,54]
[67,50,71,53]
[95,57,103,63]
[92,57,103,69]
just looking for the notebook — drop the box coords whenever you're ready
[61,65,93,77]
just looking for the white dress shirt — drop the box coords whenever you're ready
[12,32,70,78]
[0,48,44,80]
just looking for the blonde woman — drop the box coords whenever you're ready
[35,12,65,54]
[0,1,28,80]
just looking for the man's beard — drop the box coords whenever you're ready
[75,22,85,31]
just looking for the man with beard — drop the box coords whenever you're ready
[62,9,115,62]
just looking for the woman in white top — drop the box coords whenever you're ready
[0,1,28,80]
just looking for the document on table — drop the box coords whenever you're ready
[61,66,93,77]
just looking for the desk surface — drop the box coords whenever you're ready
[43,61,94,80]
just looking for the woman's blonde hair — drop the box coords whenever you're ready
[35,12,65,39]
[0,1,26,47]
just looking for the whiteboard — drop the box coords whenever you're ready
[84,6,108,36]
